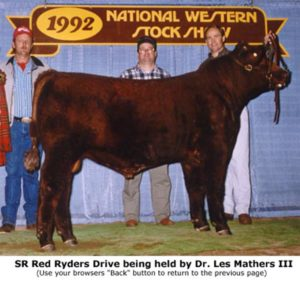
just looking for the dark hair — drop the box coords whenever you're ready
[204,24,225,39]
[137,36,157,51]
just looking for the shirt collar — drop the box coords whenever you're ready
[13,57,32,71]
[135,64,159,74]
[208,47,229,59]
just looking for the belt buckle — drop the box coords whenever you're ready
[21,117,32,123]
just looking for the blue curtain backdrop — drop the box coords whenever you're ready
[0,0,299,225]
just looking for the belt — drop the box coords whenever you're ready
[14,116,32,123]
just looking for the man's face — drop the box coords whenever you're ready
[12,33,33,57]
[205,27,225,54]
[138,42,157,64]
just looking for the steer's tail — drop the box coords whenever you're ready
[24,70,56,172]
[24,137,40,173]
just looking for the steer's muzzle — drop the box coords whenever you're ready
[270,67,291,90]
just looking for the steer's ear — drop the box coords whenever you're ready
[233,41,250,57]
[232,41,263,65]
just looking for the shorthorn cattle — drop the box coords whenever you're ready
[24,41,290,250]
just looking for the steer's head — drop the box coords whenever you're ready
[231,38,291,123]
[231,41,290,91]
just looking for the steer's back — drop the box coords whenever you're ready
[32,70,208,171]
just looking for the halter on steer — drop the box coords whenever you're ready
[233,33,290,124]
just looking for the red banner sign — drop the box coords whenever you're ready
[6,5,288,56]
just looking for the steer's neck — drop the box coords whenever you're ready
[225,60,269,114]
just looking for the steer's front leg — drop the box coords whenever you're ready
[181,163,210,231]
[207,189,232,235]
[206,161,232,235]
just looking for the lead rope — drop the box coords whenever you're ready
[270,34,281,124]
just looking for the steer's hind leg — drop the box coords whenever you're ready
[37,148,77,250]
[37,165,59,250]
[181,163,210,231]
[54,174,78,247]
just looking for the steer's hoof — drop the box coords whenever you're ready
[41,243,55,251]
[195,225,210,232]
[64,239,78,247]
[217,229,232,236]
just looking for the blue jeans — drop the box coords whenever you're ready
[1,121,40,226]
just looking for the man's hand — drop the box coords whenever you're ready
[264,31,277,45]
[0,70,6,85]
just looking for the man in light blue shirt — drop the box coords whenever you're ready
[0,26,49,233]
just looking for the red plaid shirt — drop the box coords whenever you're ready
[0,70,12,165]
